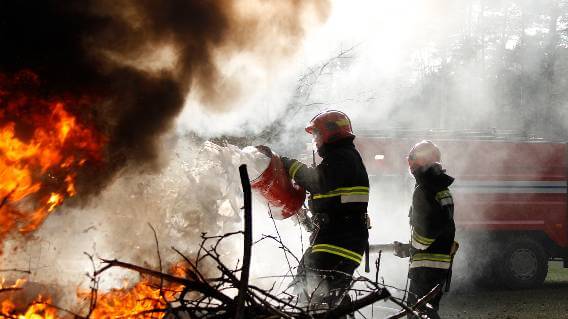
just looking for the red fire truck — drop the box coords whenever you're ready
[356,130,568,288]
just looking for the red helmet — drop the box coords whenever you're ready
[305,110,354,148]
[408,140,441,173]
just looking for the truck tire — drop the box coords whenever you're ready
[496,237,548,289]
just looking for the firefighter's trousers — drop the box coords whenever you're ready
[407,268,448,319]
[293,248,359,309]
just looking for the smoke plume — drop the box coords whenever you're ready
[0,0,330,201]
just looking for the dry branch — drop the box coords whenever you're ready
[385,284,443,319]
[235,164,252,319]
[78,166,430,318]
[95,258,233,305]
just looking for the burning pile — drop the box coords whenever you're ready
[0,71,105,248]
[80,262,189,319]
[0,277,56,318]
[2,296,57,319]
[0,262,189,318]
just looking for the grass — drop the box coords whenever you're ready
[439,261,568,319]
[546,260,568,283]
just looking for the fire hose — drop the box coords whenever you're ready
[370,241,459,292]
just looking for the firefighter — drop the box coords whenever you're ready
[279,110,370,309]
[394,140,456,319]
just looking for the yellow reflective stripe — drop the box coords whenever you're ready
[311,248,361,264]
[435,190,453,206]
[314,244,363,260]
[314,192,369,199]
[336,119,350,127]
[288,161,303,179]
[412,253,451,262]
[311,244,362,264]
[331,186,369,192]
[313,186,369,199]
[317,186,370,195]
[435,190,452,201]
[412,229,435,245]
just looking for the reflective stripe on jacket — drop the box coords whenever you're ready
[410,252,452,270]
[313,186,369,203]
[311,243,363,264]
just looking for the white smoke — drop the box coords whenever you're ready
[0,137,285,307]
[0,134,402,315]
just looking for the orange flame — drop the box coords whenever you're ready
[1,71,195,318]
[1,296,58,319]
[0,72,105,249]
[0,277,27,289]
[0,279,58,319]
[80,263,188,319]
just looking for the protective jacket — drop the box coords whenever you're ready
[282,137,369,266]
[408,164,455,278]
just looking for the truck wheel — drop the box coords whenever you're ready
[496,237,548,289]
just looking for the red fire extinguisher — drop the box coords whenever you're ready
[251,146,306,220]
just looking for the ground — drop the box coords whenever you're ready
[439,261,568,318]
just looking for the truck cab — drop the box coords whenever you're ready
[355,129,568,288]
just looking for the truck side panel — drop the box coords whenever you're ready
[355,138,568,253]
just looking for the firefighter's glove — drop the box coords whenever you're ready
[451,241,460,257]
[393,241,411,258]
[296,208,315,232]
[280,156,296,173]
[365,213,372,229]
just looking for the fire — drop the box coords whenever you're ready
[81,263,188,318]
[1,264,190,319]
[0,279,58,319]
[87,278,180,318]
[0,277,27,289]
[1,296,57,319]
[0,71,105,249]
[0,71,201,318]
[1,71,194,319]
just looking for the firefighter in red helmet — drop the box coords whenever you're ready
[395,140,457,319]
[278,110,370,310]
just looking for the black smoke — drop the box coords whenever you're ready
[0,0,330,200]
